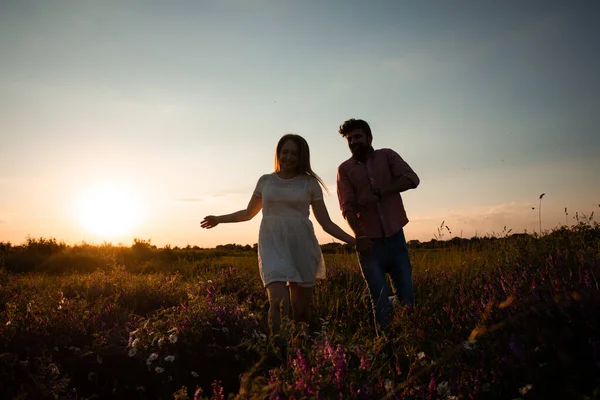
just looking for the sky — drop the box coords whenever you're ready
[1,0,599,248]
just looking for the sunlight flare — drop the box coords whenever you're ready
[76,183,143,238]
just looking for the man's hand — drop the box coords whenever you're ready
[357,191,379,207]
[355,236,373,253]
[200,215,220,229]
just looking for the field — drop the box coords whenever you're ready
[0,222,599,400]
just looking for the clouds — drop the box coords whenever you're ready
[170,193,232,205]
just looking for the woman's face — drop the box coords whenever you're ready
[278,139,300,174]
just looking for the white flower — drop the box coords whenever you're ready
[146,353,159,365]
[157,337,165,347]
[437,381,450,395]
[155,366,164,374]
[191,371,199,378]
[417,352,425,360]
[207,280,213,284]
[128,348,137,357]
[168,334,178,344]
[519,384,533,395]
[384,379,393,391]
[164,355,175,362]
[131,338,140,348]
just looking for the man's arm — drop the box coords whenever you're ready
[337,166,371,252]
[381,175,418,196]
[383,149,420,195]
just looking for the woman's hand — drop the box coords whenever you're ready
[200,215,220,229]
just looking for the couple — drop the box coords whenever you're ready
[201,118,420,337]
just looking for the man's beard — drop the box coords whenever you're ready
[351,143,370,158]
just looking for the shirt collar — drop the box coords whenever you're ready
[352,147,375,163]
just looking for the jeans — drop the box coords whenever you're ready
[358,228,414,334]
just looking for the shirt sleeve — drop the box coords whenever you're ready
[308,177,324,202]
[387,149,420,188]
[336,165,357,218]
[253,174,267,197]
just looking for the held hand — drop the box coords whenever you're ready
[355,236,373,253]
[200,215,220,229]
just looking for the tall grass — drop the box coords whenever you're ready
[0,221,599,399]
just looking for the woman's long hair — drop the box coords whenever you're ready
[274,134,328,193]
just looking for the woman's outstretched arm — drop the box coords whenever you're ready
[311,199,356,245]
[201,194,262,229]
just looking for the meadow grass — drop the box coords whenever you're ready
[0,221,599,399]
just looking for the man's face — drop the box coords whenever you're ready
[344,129,371,157]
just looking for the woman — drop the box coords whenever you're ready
[201,134,355,334]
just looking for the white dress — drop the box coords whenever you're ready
[253,173,326,287]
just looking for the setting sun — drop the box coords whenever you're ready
[76,184,143,238]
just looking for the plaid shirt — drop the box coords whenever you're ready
[336,148,419,239]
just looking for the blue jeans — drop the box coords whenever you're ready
[358,228,415,334]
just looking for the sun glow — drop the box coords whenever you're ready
[77,184,143,238]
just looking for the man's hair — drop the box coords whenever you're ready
[338,118,372,139]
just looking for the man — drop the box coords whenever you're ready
[336,118,420,335]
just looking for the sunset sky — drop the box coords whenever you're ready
[1,0,599,248]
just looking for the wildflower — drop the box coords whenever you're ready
[519,384,533,395]
[437,381,450,396]
[207,280,213,284]
[48,364,60,375]
[164,355,175,362]
[360,353,373,370]
[168,334,178,344]
[191,371,199,378]
[463,339,477,350]
[194,388,204,400]
[128,348,137,357]
[384,379,393,392]
[417,351,425,360]
[252,330,267,341]
[131,338,140,348]
[6,321,11,326]
[157,337,165,347]
[155,366,164,374]
[146,353,159,365]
